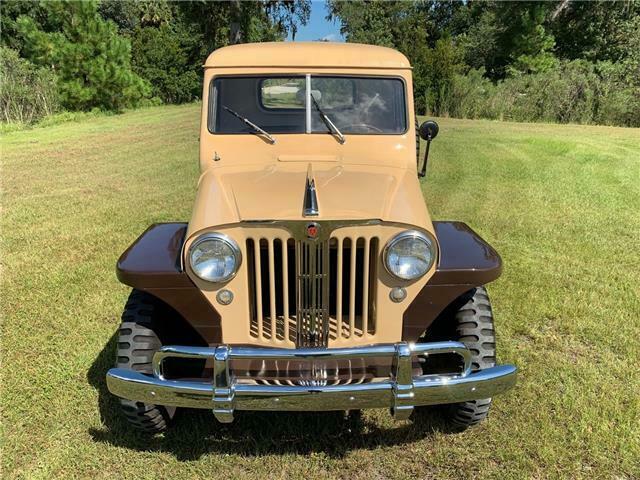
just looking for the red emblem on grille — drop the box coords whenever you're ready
[306,223,319,239]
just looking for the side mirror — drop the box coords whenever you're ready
[418,120,439,178]
[419,120,439,141]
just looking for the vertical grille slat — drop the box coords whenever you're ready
[361,238,370,336]
[253,239,263,339]
[246,226,378,347]
[267,240,277,340]
[348,237,357,338]
[296,240,330,347]
[281,237,290,335]
[367,238,379,335]
[336,237,343,338]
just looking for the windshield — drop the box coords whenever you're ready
[208,75,407,136]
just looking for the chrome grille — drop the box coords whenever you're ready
[331,237,379,340]
[247,237,294,342]
[246,224,378,347]
[296,240,330,347]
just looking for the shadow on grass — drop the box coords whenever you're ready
[87,334,459,460]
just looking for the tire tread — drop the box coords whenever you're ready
[448,286,497,430]
[115,289,174,433]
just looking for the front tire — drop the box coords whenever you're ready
[447,286,496,429]
[418,286,497,431]
[115,290,175,433]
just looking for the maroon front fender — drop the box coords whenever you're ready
[402,221,502,341]
[116,223,221,344]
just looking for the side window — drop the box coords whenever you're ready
[260,78,306,109]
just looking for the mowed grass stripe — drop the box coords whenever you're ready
[1,104,639,479]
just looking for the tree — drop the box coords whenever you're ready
[98,0,175,34]
[423,36,464,115]
[326,0,464,114]
[459,7,502,75]
[17,0,150,112]
[505,4,557,75]
[176,1,310,61]
[96,1,310,105]
[0,0,48,52]
[549,0,640,63]
[491,2,557,77]
[130,24,200,104]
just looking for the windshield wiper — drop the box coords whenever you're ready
[310,94,345,144]
[223,105,276,144]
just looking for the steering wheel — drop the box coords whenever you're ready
[342,123,384,133]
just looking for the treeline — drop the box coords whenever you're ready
[328,1,640,127]
[1,0,310,125]
[2,1,638,128]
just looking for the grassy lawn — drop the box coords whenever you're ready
[2,103,639,479]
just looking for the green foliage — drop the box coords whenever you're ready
[172,1,310,61]
[3,0,637,126]
[1,0,311,120]
[459,9,500,73]
[0,47,59,124]
[445,68,498,120]
[421,37,464,116]
[326,1,467,115]
[130,24,200,104]
[329,0,639,126]
[447,61,640,127]
[505,5,557,75]
[17,0,150,112]
[98,0,174,34]
[0,0,48,52]
[494,2,557,77]
[550,0,640,62]
[98,0,311,105]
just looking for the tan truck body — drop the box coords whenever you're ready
[107,42,516,427]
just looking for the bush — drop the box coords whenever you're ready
[491,62,590,124]
[443,61,639,127]
[447,68,499,120]
[0,47,58,124]
[594,61,640,127]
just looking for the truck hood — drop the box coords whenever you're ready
[187,163,431,236]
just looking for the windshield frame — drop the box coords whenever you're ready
[207,74,409,137]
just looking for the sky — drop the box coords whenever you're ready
[287,1,344,42]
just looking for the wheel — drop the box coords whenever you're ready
[447,286,496,430]
[115,289,175,433]
[418,286,497,431]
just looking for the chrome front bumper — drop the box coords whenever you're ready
[106,341,516,423]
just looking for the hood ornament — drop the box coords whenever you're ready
[303,164,319,217]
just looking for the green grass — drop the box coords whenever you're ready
[2,104,639,479]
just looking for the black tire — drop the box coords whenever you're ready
[115,289,175,433]
[446,286,496,430]
[415,286,497,430]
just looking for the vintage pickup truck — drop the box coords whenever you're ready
[106,42,516,433]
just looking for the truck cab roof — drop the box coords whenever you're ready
[204,42,412,70]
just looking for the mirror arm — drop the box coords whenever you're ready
[418,135,432,178]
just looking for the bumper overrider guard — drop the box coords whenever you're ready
[106,341,516,423]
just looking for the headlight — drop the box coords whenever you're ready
[384,230,436,281]
[189,233,241,283]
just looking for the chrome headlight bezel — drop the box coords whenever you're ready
[383,230,437,281]
[188,233,242,283]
